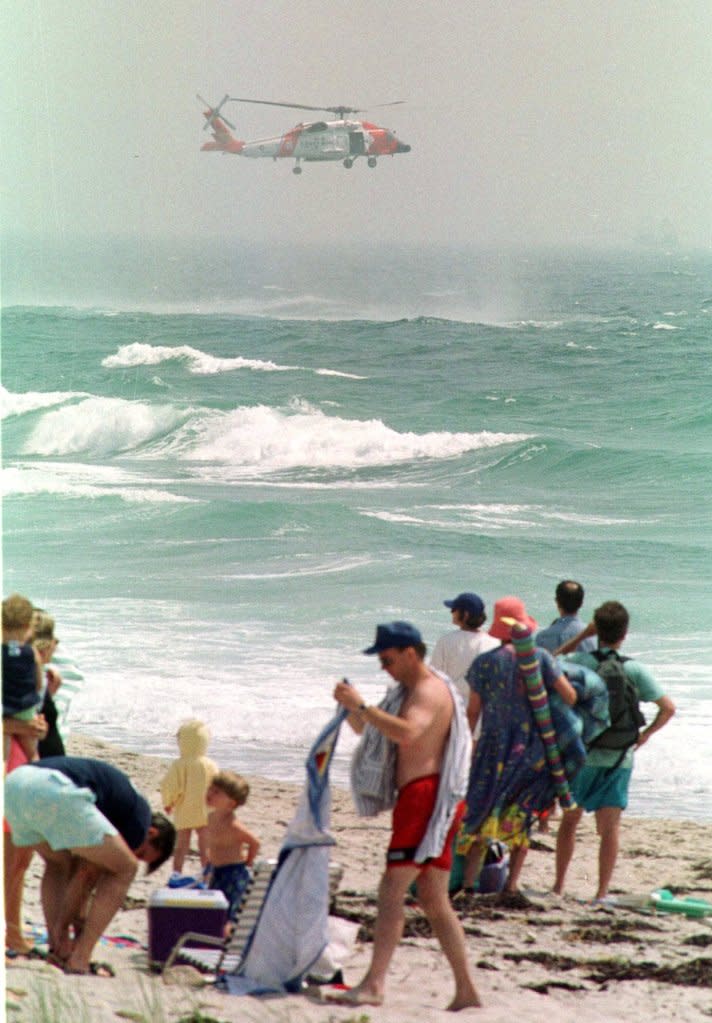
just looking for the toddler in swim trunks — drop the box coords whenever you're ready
[204,770,261,932]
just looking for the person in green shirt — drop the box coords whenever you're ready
[552,601,675,902]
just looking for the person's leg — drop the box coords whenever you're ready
[461,837,486,890]
[594,806,622,900]
[18,735,38,762]
[553,806,584,895]
[172,829,190,873]
[62,834,138,973]
[346,865,419,1004]
[36,844,75,959]
[504,843,529,893]
[4,836,34,953]
[64,861,102,944]
[416,867,481,1010]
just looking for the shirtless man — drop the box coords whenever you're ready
[333,621,480,1011]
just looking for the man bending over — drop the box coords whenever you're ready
[5,755,174,974]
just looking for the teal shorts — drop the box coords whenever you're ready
[571,764,632,811]
[4,766,118,850]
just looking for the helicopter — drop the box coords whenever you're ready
[197,94,411,174]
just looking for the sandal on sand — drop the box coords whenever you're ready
[64,961,116,978]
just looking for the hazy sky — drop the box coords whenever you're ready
[3,1,712,248]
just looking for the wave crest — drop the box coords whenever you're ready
[185,400,529,474]
[23,397,189,456]
[102,342,365,379]
[1,386,86,420]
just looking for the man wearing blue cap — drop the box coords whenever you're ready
[430,593,499,703]
[332,622,479,1011]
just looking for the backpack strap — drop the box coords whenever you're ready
[592,648,629,665]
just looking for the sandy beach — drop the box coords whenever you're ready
[6,732,712,1023]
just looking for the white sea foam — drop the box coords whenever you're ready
[2,463,196,503]
[360,507,537,531]
[18,393,529,474]
[0,386,86,419]
[23,397,189,456]
[652,322,679,331]
[182,400,530,473]
[102,342,296,374]
[360,502,643,532]
[222,553,377,580]
[102,341,366,379]
[314,368,367,379]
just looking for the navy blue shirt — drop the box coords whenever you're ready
[31,756,151,851]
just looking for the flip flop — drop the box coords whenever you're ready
[8,946,49,961]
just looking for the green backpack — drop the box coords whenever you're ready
[587,649,646,753]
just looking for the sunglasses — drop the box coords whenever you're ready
[378,653,400,668]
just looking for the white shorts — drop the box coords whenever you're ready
[4,766,118,850]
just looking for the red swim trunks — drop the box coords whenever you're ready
[386,774,464,871]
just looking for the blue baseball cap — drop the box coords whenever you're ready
[363,621,423,655]
[443,592,485,617]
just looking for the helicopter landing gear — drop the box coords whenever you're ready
[367,157,377,168]
[292,164,302,175]
[343,158,354,169]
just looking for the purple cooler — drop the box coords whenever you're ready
[147,887,229,966]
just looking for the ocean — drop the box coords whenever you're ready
[3,239,712,820]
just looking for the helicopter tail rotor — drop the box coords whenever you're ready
[197,94,236,132]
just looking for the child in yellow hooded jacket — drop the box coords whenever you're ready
[161,719,218,874]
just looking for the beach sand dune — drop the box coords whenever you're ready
[6,734,712,1022]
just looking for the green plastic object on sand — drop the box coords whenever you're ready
[650,889,712,918]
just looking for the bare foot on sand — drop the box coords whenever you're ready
[447,988,482,1011]
[5,924,34,956]
[323,985,384,1007]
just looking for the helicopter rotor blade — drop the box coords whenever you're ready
[222,96,406,121]
[369,100,406,110]
[228,97,333,114]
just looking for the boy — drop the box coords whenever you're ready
[2,594,43,762]
[204,770,261,929]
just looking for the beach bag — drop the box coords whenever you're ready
[586,650,645,752]
[447,839,509,894]
[477,841,509,894]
